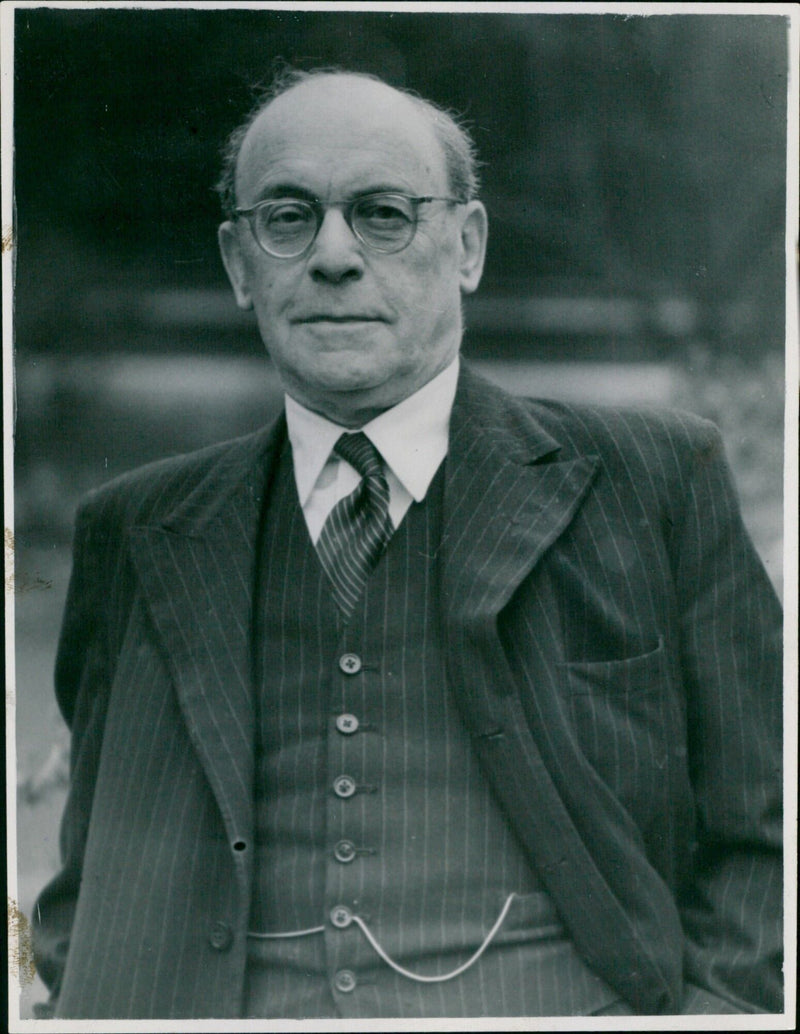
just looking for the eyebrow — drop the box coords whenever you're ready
[250,183,414,205]
[252,184,317,204]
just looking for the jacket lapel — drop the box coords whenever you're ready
[441,366,599,726]
[128,418,286,856]
[441,368,681,1012]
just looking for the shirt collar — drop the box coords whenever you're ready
[284,356,459,506]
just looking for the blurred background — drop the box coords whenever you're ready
[11,7,789,1015]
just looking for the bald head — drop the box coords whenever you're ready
[216,69,479,219]
[236,75,450,214]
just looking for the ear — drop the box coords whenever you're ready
[218,221,254,310]
[457,201,488,295]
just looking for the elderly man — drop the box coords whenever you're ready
[33,69,782,1019]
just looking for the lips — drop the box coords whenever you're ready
[296,315,384,323]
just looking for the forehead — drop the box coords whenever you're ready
[235,77,449,203]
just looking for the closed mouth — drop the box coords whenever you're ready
[296,315,384,323]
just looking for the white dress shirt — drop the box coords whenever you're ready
[285,357,459,544]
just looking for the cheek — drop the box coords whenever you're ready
[387,243,459,313]
[249,268,295,325]
[250,264,278,300]
[240,239,297,301]
[399,263,461,327]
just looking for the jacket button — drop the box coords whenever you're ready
[339,653,362,675]
[334,839,357,863]
[335,713,359,734]
[330,905,353,928]
[333,775,357,798]
[208,921,233,952]
[334,968,357,993]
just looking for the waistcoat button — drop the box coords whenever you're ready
[333,775,357,798]
[208,921,233,952]
[330,905,353,928]
[334,969,357,993]
[335,713,359,734]
[339,653,362,675]
[334,839,357,863]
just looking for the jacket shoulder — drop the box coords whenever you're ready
[459,363,720,467]
[522,398,729,513]
[74,424,276,533]
[522,396,720,461]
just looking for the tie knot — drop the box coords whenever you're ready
[334,432,384,480]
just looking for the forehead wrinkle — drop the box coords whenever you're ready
[241,144,437,208]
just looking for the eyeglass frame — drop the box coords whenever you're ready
[233,192,463,258]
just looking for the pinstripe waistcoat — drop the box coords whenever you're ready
[34,364,783,1018]
[244,444,625,1017]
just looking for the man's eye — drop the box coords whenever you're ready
[358,200,412,224]
[266,203,313,226]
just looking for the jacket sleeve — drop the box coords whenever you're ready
[31,495,117,1012]
[670,423,783,1012]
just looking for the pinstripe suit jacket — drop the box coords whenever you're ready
[33,365,783,1018]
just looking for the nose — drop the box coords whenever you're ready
[306,208,365,283]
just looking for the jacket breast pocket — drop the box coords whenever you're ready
[560,637,671,826]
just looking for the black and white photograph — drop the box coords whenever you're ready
[4,2,797,1027]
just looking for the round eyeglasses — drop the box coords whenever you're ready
[235,192,460,258]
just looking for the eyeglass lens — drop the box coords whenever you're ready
[253,194,418,256]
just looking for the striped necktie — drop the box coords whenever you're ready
[316,432,393,618]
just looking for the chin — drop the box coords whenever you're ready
[314,367,392,397]
[288,362,405,421]
[308,349,398,388]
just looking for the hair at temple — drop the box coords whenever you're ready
[214,65,481,220]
